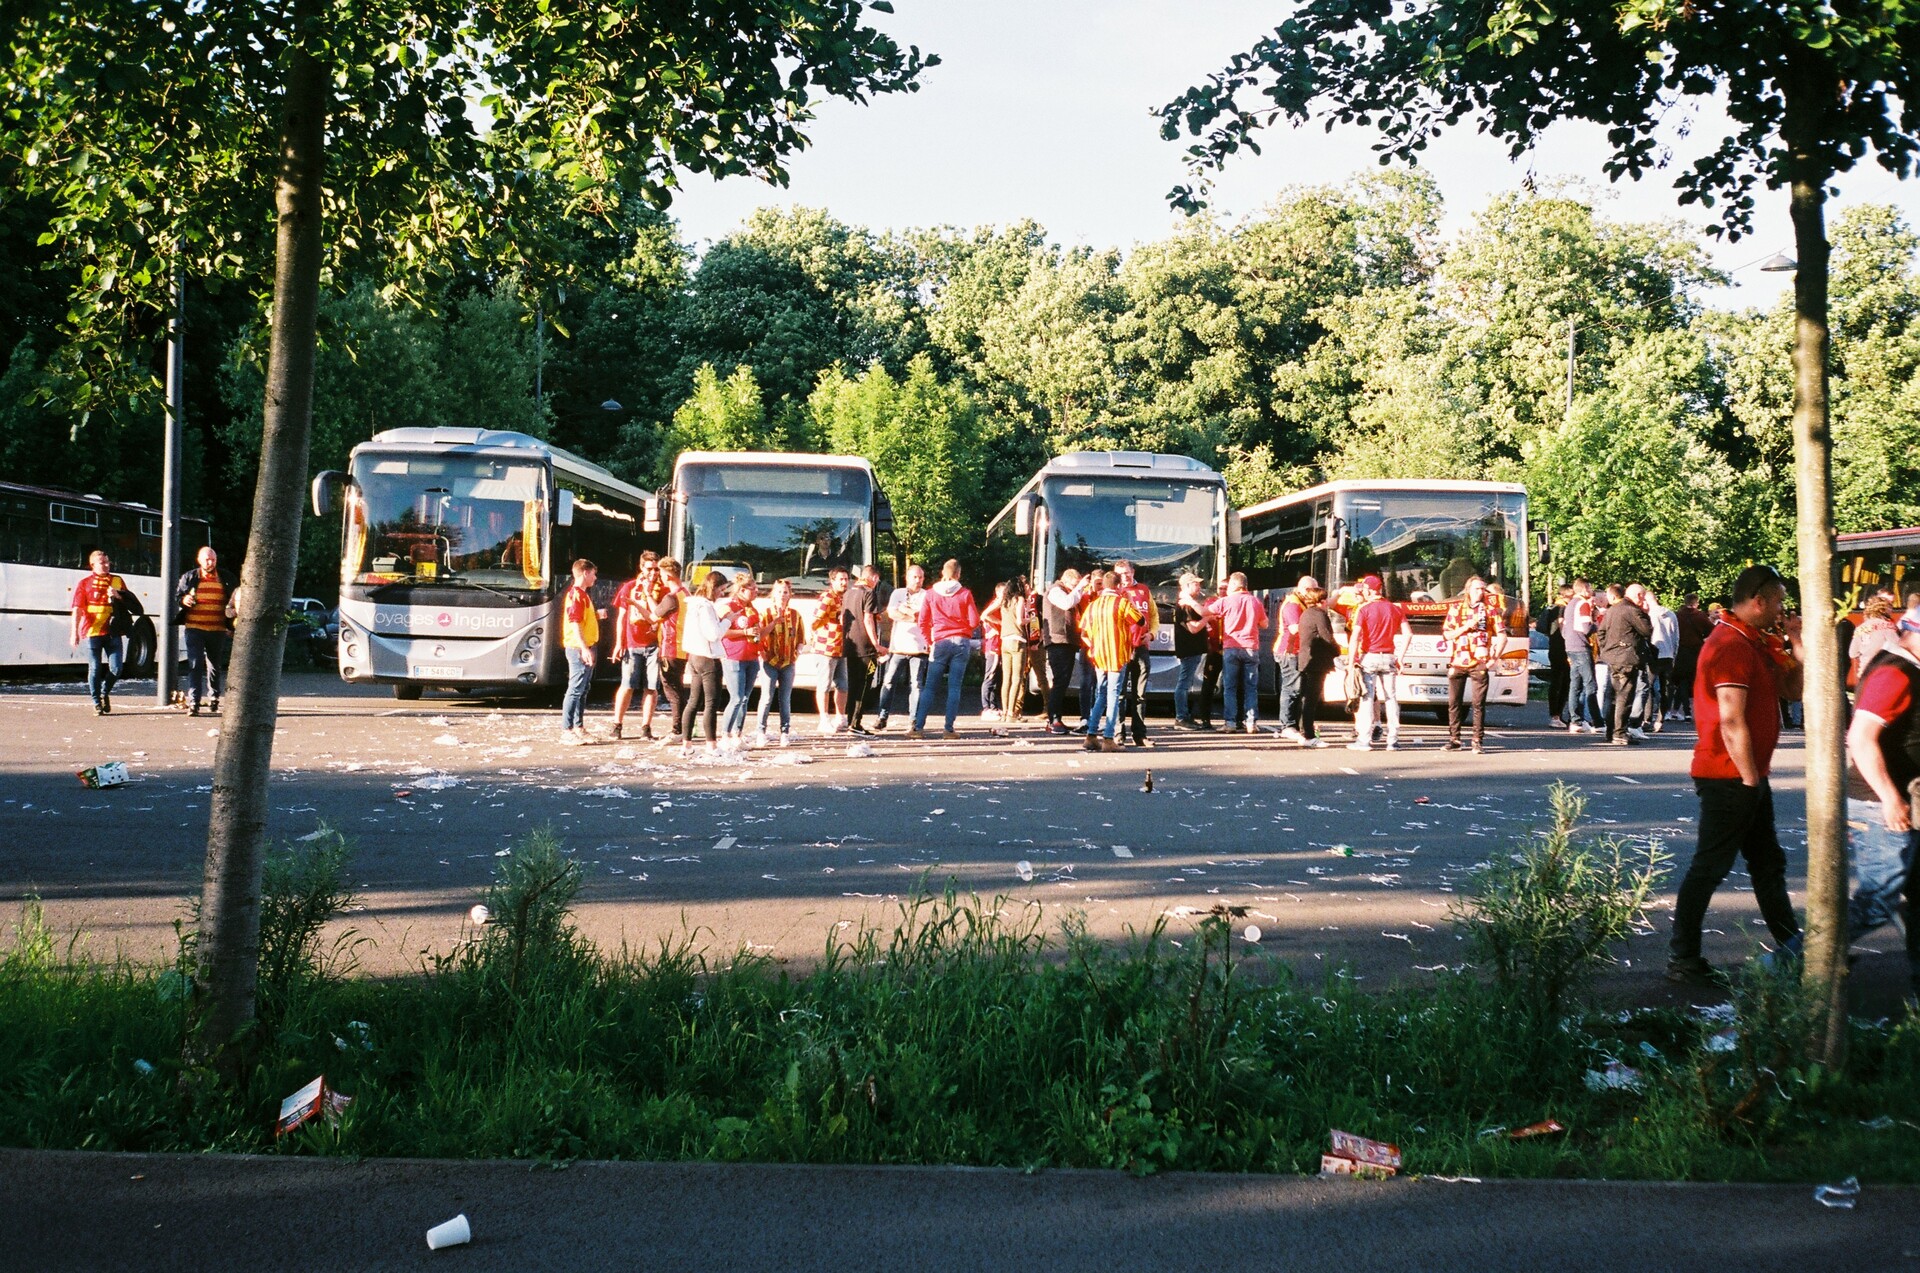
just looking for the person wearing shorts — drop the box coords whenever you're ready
[1347,574,1409,752]
[610,552,663,741]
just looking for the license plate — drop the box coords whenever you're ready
[412,665,461,677]
[1401,681,1447,699]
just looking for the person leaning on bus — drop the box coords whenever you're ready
[175,545,237,717]
[71,549,129,716]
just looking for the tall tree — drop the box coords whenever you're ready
[1160,0,1920,1066]
[3,0,931,1071]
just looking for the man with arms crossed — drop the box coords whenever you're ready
[1668,565,1805,986]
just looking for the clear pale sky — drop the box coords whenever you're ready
[666,0,1916,308]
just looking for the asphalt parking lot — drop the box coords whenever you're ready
[1,673,1908,1009]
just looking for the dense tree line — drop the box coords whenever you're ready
[4,172,1918,598]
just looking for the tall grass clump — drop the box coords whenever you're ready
[1453,782,1666,1028]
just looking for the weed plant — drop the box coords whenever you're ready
[0,817,1916,1181]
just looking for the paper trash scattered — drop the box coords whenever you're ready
[132,1059,155,1076]
[426,1214,472,1250]
[469,905,491,926]
[75,762,129,789]
[1328,844,1354,857]
[1016,860,1035,882]
[1321,1128,1401,1179]
[845,742,876,758]
[1111,845,1134,858]
[1583,1062,1644,1092]
[1705,1029,1739,1054]
[1508,1119,1565,1140]
[276,1075,351,1137]
[1813,1177,1860,1209]
[1242,925,1262,943]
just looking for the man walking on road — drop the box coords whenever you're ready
[1596,584,1652,745]
[1114,560,1158,748]
[70,550,129,716]
[1347,575,1409,752]
[912,559,980,739]
[1843,603,1920,997]
[1443,575,1499,754]
[1207,573,1268,734]
[1668,565,1805,986]
[559,559,602,745]
[175,545,236,717]
[1078,571,1142,752]
[875,564,928,731]
[1563,577,1602,733]
[609,552,663,741]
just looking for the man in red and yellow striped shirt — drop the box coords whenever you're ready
[1076,571,1142,752]
[175,545,237,716]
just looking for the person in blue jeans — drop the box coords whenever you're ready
[70,550,129,715]
[1563,578,1602,732]
[1172,573,1210,728]
[912,560,981,737]
[1845,612,1920,995]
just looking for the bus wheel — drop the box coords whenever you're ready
[393,683,423,701]
[124,619,158,679]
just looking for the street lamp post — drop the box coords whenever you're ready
[157,268,185,706]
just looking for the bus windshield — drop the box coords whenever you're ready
[679,463,871,592]
[346,454,550,590]
[1341,490,1524,603]
[1044,475,1221,594]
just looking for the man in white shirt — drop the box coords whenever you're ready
[1643,587,1680,733]
[874,563,928,730]
[1563,576,1601,733]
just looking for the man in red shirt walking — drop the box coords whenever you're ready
[1668,565,1805,985]
[1113,559,1159,748]
[1347,574,1410,752]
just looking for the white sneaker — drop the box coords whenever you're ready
[1628,727,1650,742]
[1303,737,1329,748]
[559,730,585,746]
[1384,739,1399,751]
[818,717,836,735]
[753,730,771,749]
[1345,741,1373,752]
[834,715,848,733]
[779,732,792,748]
[1280,727,1306,743]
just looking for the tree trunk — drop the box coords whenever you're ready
[189,28,328,1070]
[1782,73,1847,1070]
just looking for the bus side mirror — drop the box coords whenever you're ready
[1013,497,1033,538]
[1535,528,1551,566]
[1227,510,1243,546]
[643,495,661,534]
[556,489,575,527]
[875,493,895,535]
[310,471,343,518]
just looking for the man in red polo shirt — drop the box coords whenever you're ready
[1668,565,1805,986]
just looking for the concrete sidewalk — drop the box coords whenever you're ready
[6,1149,1912,1272]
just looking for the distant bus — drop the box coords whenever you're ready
[1837,527,1920,608]
[313,427,658,699]
[666,450,890,695]
[0,479,208,675]
[1234,479,1532,709]
[982,451,1232,693]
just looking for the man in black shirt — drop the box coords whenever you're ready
[1596,583,1652,745]
[1539,583,1571,726]
[842,564,885,735]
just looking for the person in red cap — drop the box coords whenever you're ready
[1347,574,1410,751]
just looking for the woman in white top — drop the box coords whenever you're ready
[678,572,727,756]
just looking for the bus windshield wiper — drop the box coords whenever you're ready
[441,576,529,603]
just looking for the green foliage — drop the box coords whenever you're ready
[254,827,361,1019]
[473,826,584,997]
[669,363,782,460]
[1453,783,1666,1027]
[809,355,986,566]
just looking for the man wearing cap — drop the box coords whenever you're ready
[1843,603,1920,999]
[1347,574,1410,752]
[1668,565,1805,986]
[1274,576,1316,744]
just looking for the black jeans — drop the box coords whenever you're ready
[1446,666,1488,744]
[1670,778,1801,960]
[1298,661,1330,739]
[658,657,686,736]
[1547,647,1568,720]
[846,652,876,727]
[680,655,722,743]
[1198,653,1222,725]
[1045,644,1078,724]
[1607,661,1641,740]
[1120,647,1150,743]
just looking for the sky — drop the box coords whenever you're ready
[665,0,1918,309]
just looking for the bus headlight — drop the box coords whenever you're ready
[515,625,543,665]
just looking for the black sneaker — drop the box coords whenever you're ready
[1665,956,1724,987]
[100,697,112,715]
[1443,740,1462,752]
[611,722,624,740]
[189,704,200,717]
[93,702,106,716]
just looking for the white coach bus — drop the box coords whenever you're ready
[1234,479,1533,709]
[0,480,207,674]
[312,427,656,699]
[982,451,1233,694]
[665,450,890,695]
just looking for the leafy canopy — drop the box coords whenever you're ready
[1156,0,1920,231]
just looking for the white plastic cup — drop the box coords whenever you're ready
[426,1213,471,1250]
[1015,860,1034,882]
[469,905,491,926]
[1243,925,1263,944]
